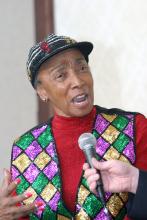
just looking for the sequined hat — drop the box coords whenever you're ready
[26,33,93,87]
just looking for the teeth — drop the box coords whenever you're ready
[73,94,87,103]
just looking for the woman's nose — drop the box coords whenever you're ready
[69,70,84,89]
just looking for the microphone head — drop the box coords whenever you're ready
[78,133,97,150]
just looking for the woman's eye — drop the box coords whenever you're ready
[80,65,88,71]
[57,74,63,78]
[81,66,86,70]
[55,72,66,80]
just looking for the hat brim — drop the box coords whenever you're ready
[32,41,93,87]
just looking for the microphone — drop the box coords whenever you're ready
[78,133,110,219]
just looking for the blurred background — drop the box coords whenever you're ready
[0,0,147,181]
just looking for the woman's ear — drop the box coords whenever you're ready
[36,84,49,102]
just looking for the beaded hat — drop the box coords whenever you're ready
[26,33,93,87]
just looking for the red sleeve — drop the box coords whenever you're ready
[134,114,147,170]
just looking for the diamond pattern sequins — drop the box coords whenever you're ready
[25,141,42,160]
[94,113,134,162]
[32,173,49,194]
[41,182,57,202]
[87,112,135,219]
[37,127,53,148]
[34,151,51,170]
[107,194,124,217]
[102,125,120,144]
[11,110,135,220]
[77,179,103,219]
[12,153,31,172]
[23,186,37,205]
[103,146,120,160]
[16,133,34,150]
[43,160,58,180]
[78,185,90,206]
[11,124,61,219]
[23,164,40,183]
[75,208,90,220]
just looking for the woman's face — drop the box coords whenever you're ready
[36,48,94,117]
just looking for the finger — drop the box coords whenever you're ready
[83,163,89,170]
[87,173,99,186]
[13,201,44,219]
[84,168,97,179]
[5,203,36,219]
[89,181,97,193]
[0,169,12,196]
[7,178,21,195]
[92,158,111,171]
[1,169,11,189]
[2,178,21,197]
[7,192,33,206]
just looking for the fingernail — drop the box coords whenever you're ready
[14,178,21,185]
[24,192,33,198]
[35,201,44,207]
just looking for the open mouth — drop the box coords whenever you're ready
[72,94,88,104]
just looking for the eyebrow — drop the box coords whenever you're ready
[49,57,86,72]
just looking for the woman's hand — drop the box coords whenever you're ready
[0,169,40,220]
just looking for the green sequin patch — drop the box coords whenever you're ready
[32,173,49,194]
[83,194,103,217]
[29,214,40,220]
[52,175,60,190]
[38,127,53,148]
[93,129,99,139]
[113,133,130,152]
[112,115,129,131]
[16,175,30,194]
[58,201,73,218]
[16,133,34,150]
[115,207,126,220]
[42,206,56,220]
[81,177,89,189]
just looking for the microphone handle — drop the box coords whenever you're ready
[84,148,111,219]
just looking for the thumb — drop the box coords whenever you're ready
[92,158,111,171]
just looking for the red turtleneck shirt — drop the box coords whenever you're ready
[52,107,96,212]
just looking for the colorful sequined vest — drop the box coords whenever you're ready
[11,106,136,219]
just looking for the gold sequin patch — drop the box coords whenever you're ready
[23,186,37,205]
[78,185,90,206]
[34,151,51,170]
[119,192,128,202]
[41,182,57,202]
[12,153,31,172]
[57,215,70,220]
[75,208,90,220]
[107,194,123,217]
[104,146,120,160]
[119,155,130,163]
[102,125,120,144]
[102,114,117,122]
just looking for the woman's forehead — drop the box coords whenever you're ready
[39,48,85,71]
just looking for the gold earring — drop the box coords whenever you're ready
[43,98,48,103]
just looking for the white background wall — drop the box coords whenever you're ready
[0,0,36,181]
[54,0,147,115]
